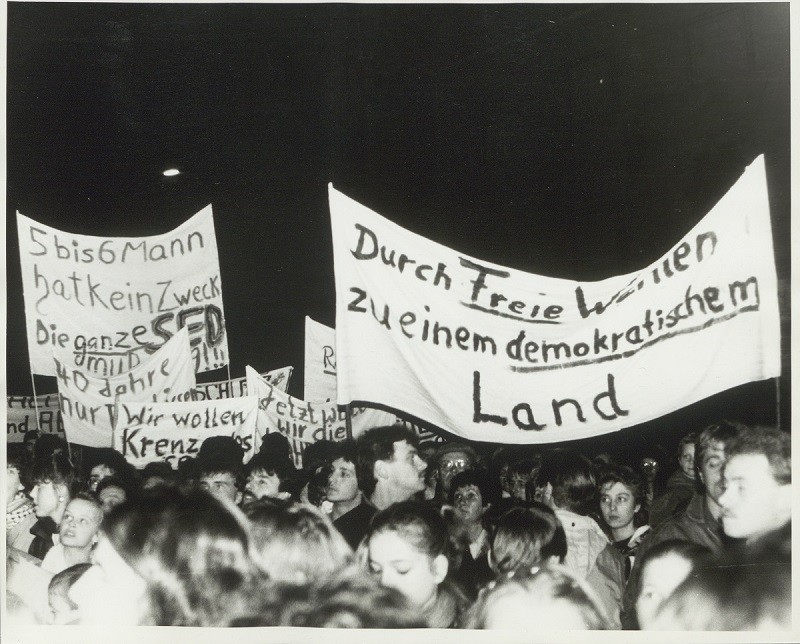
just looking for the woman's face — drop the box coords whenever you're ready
[599,481,639,533]
[636,553,693,629]
[453,484,485,524]
[59,499,103,548]
[68,536,148,625]
[6,465,23,505]
[368,529,446,608]
[31,479,63,518]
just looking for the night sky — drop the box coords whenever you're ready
[5,3,791,459]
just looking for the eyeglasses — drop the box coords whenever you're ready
[440,459,469,471]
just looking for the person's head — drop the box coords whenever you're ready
[448,468,501,526]
[465,565,611,630]
[95,476,131,514]
[534,451,596,515]
[197,435,245,468]
[648,550,791,630]
[69,486,257,626]
[23,430,40,457]
[30,449,76,520]
[597,465,645,537]
[718,425,791,542]
[6,452,30,505]
[197,455,243,505]
[59,493,103,550]
[489,503,567,576]
[634,539,711,629]
[140,460,176,489]
[86,448,131,492]
[677,433,697,479]
[243,450,294,504]
[509,457,542,502]
[366,500,450,608]
[434,443,478,498]
[245,500,353,583]
[48,563,92,625]
[33,433,68,461]
[325,440,361,505]
[356,425,426,503]
[694,420,745,503]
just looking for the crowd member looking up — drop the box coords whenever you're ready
[242,450,294,505]
[633,539,711,629]
[325,440,375,550]
[95,476,132,514]
[447,468,500,596]
[464,566,612,630]
[621,420,744,628]
[533,450,625,628]
[41,493,103,574]
[245,499,353,583]
[366,500,469,628]
[48,563,92,625]
[488,503,567,577]
[718,424,790,545]
[356,425,427,511]
[597,464,650,578]
[433,443,477,503]
[69,486,260,626]
[85,448,135,493]
[7,452,37,553]
[197,454,243,505]
[29,449,78,560]
[649,432,697,527]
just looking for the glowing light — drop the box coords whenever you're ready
[162,168,180,177]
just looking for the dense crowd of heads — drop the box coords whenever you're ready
[4,419,791,631]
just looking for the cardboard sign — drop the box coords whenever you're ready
[303,316,337,402]
[7,394,64,442]
[193,366,293,400]
[18,205,229,376]
[329,155,780,444]
[113,396,260,468]
[246,366,395,468]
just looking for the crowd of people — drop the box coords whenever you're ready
[5,419,791,631]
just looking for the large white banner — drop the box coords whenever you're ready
[55,328,196,448]
[7,394,64,443]
[113,396,260,468]
[246,366,395,468]
[303,316,337,402]
[330,155,781,444]
[17,206,228,376]
[193,366,293,400]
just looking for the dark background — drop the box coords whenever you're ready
[6,3,790,463]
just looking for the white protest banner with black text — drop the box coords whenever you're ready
[113,396,260,468]
[246,366,395,468]
[55,328,197,448]
[7,394,64,443]
[17,205,229,376]
[303,316,337,402]
[193,366,293,400]
[329,155,780,444]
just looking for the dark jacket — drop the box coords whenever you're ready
[332,501,377,551]
[648,469,696,528]
[28,516,58,561]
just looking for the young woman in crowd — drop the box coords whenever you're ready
[597,464,650,579]
[464,565,612,630]
[69,486,261,626]
[365,500,470,628]
[634,539,711,629]
[40,493,103,574]
[245,499,353,583]
[28,449,78,560]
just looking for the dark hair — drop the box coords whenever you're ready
[95,475,136,502]
[597,464,647,527]
[86,448,138,490]
[31,449,78,495]
[368,500,449,561]
[140,460,176,486]
[356,425,419,497]
[694,420,745,491]
[102,486,258,626]
[724,425,790,485]
[534,451,596,515]
[197,453,243,485]
[677,432,697,458]
[328,439,359,467]
[490,504,567,575]
[48,563,93,606]
[33,434,69,461]
[246,449,295,483]
[448,468,502,508]
[509,455,542,479]
[7,451,32,490]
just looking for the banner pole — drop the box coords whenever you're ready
[345,402,353,440]
[29,369,42,433]
[226,363,233,397]
[775,377,781,430]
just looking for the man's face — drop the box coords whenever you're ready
[719,453,790,541]
[437,450,473,496]
[383,440,426,497]
[89,465,114,492]
[199,471,240,503]
[59,499,103,548]
[327,458,360,503]
[698,440,726,503]
[453,484,484,524]
[244,468,281,502]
